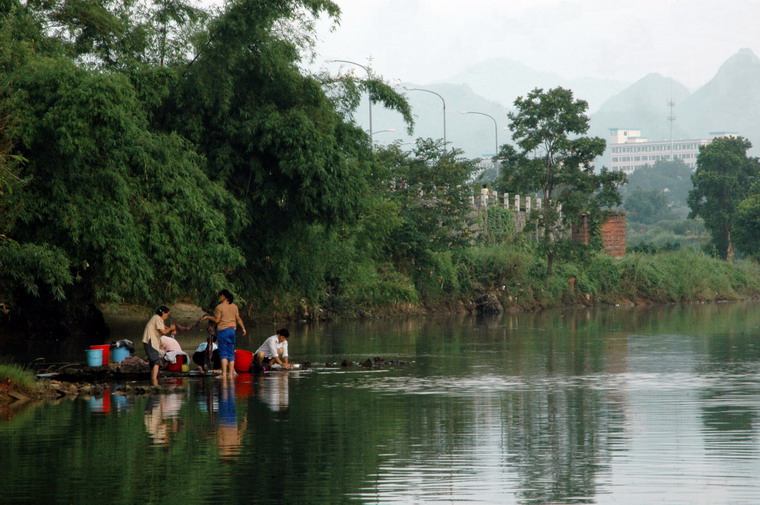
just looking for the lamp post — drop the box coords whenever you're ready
[326,59,373,143]
[404,87,446,148]
[462,111,499,178]
[372,129,395,145]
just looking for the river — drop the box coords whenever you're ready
[3,301,760,504]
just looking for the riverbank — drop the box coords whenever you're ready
[94,250,760,324]
[249,249,760,320]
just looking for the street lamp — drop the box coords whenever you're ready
[404,87,446,148]
[326,59,373,143]
[462,111,499,178]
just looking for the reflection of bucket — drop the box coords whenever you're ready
[236,374,254,399]
[111,346,129,363]
[85,349,103,367]
[89,389,112,414]
[234,350,254,373]
[89,345,110,364]
[167,354,184,372]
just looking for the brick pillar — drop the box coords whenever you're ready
[601,212,626,257]
[572,213,590,245]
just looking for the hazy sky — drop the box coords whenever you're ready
[314,0,760,89]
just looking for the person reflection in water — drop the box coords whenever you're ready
[217,381,246,461]
[144,394,183,446]
[260,373,290,412]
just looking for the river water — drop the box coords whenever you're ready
[3,302,760,504]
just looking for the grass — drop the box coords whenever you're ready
[0,364,39,393]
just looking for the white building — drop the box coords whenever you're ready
[607,128,737,174]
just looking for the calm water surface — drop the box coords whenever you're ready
[3,302,760,504]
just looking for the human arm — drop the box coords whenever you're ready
[158,324,176,335]
[235,313,247,336]
[271,341,290,368]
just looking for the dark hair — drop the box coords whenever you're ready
[277,328,289,338]
[218,289,234,303]
[156,305,171,316]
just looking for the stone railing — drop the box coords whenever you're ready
[470,189,562,233]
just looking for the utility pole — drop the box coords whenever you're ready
[667,98,676,161]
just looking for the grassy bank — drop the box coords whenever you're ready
[0,364,39,401]
[321,247,760,317]
[99,249,760,322]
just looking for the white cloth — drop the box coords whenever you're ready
[255,335,288,359]
[163,350,189,364]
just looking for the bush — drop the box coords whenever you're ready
[412,250,461,302]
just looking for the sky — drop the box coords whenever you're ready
[312,0,760,90]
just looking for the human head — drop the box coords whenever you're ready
[218,289,234,303]
[276,328,289,341]
[156,306,171,319]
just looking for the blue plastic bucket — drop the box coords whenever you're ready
[85,349,103,367]
[110,346,130,363]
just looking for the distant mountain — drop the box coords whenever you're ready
[589,73,693,143]
[359,82,511,157]
[357,49,760,159]
[677,48,760,144]
[443,58,629,113]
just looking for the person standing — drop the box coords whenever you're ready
[203,289,246,379]
[253,328,291,373]
[142,306,176,386]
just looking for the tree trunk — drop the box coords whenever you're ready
[726,227,735,263]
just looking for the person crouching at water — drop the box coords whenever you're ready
[253,328,291,373]
[143,306,176,386]
[202,289,246,379]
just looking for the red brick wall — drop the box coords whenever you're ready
[601,212,626,258]
[571,214,590,244]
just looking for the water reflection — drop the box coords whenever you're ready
[259,373,290,412]
[144,393,184,446]
[87,388,112,415]
[217,381,246,461]
[5,303,760,504]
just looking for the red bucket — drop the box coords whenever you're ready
[234,349,254,373]
[89,345,110,364]
[166,354,184,372]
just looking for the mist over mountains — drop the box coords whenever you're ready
[443,58,629,114]
[363,48,760,159]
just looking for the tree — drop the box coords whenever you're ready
[624,189,673,225]
[379,139,476,260]
[622,159,693,209]
[152,0,415,311]
[501,87,626,270]
[688,136,760,262]
[734,192,760,259]
[1,51,245,309]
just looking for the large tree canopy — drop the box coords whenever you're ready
[500,87,625,269]
[0,0,419,318]
[2,54,245,303]
[688,136,760,262]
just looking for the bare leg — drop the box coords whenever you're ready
[229,360,236,378]
[151,364,159,386]
[221,358,229,379]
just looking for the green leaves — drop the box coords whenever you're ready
[1,51,244,304]
[688,136,760,261]
[501,87,625,270]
